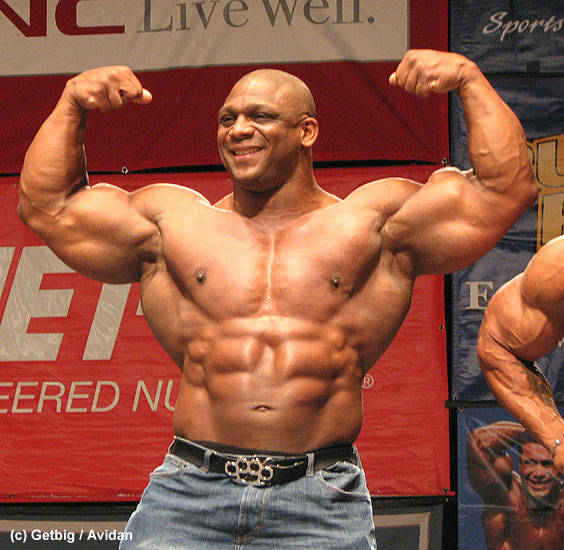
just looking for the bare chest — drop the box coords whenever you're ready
[506,495,564,549]
[156,205,384,321]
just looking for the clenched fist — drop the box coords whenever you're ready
[389,49,478,97]
[63,65,152,113]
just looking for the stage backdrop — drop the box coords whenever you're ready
[0,0,452,501]
[458,406,564,550]
[0,0,448,173]
[450,0,564,403]
[449,1,564,548]
[0,165,450,502]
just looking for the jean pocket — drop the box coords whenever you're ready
[149,454,189,479]
[315,461,370,501]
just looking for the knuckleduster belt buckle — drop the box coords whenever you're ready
[224,456,275,486]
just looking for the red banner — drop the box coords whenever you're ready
[0,166,449,502]
[0,0,448,174]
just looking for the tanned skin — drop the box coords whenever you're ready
[19,50,536,454]
[478,236,564,474]
[468,421,564,550]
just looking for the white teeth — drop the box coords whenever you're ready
[233,148,260,156]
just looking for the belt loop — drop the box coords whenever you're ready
[306,452,315,477]
[201,449,213,473]
[168,439,176,454]
[352,445,360,466]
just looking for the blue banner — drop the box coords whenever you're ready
[451,0,564,74]
[449,76,564,401]
[451,4,564,549]
[458,407,564,550]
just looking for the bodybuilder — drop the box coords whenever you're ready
[468,421,563,550]
[19,50,537,549]
[478,235,564,475]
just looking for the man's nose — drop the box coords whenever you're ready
[230,115,254,138]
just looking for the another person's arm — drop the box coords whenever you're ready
[467,422,524,550]
[467,421,524,502]
[18,66,159,283]
[477,237,564,474]
[353,49,537,276]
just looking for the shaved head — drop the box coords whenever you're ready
[229,69,316,118]
[217,68,320,192]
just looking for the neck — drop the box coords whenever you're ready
[522,488,559,511]
[229,171,333,228]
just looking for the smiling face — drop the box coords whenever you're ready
[519,442,560,505]
[217,70,317,193]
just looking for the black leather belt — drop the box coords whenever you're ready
[169,437,359,487]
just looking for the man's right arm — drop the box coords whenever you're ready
[467,422,529,550]
[18,66,157,283]
[467,421,523,504]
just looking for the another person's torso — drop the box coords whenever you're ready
[499,487,564,550]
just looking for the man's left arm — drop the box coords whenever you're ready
[383,49,537,275]
[477,237,564,474]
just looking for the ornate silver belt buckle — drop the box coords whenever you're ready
[224,456,275,486]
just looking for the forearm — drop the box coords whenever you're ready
[478,334,564,473]
[458,61,535,199]
[19,86,89,221]
[470,421,526,458]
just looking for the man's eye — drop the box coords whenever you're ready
[254,112,273,120]
[220,116,235,126]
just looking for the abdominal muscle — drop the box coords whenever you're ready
[172,315,365,454]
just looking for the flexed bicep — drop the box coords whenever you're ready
[18,65,157,282]
[385,49,536,275]
[22,182,160,283]
[466,422,524,503]
[382,167,515,275]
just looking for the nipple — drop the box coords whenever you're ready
[330,273,341,289]
[195,268,207,283]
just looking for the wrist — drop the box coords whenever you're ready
[59,81,90,122]
[45,89,89,146]
[552,432,564,474]
[456,59,486,96]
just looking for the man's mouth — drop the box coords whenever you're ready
[232,147,262,156]
[528,479,551,491]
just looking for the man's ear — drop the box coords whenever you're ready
[300,117,319,148]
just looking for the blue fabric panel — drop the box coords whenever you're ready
[457,407,564,550]
[450,76,564,401]
[450,0,564,74]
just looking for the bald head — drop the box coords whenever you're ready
[228,69,316,118]
[217,68,320,189]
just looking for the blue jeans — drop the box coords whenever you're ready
[120,446,377,549]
